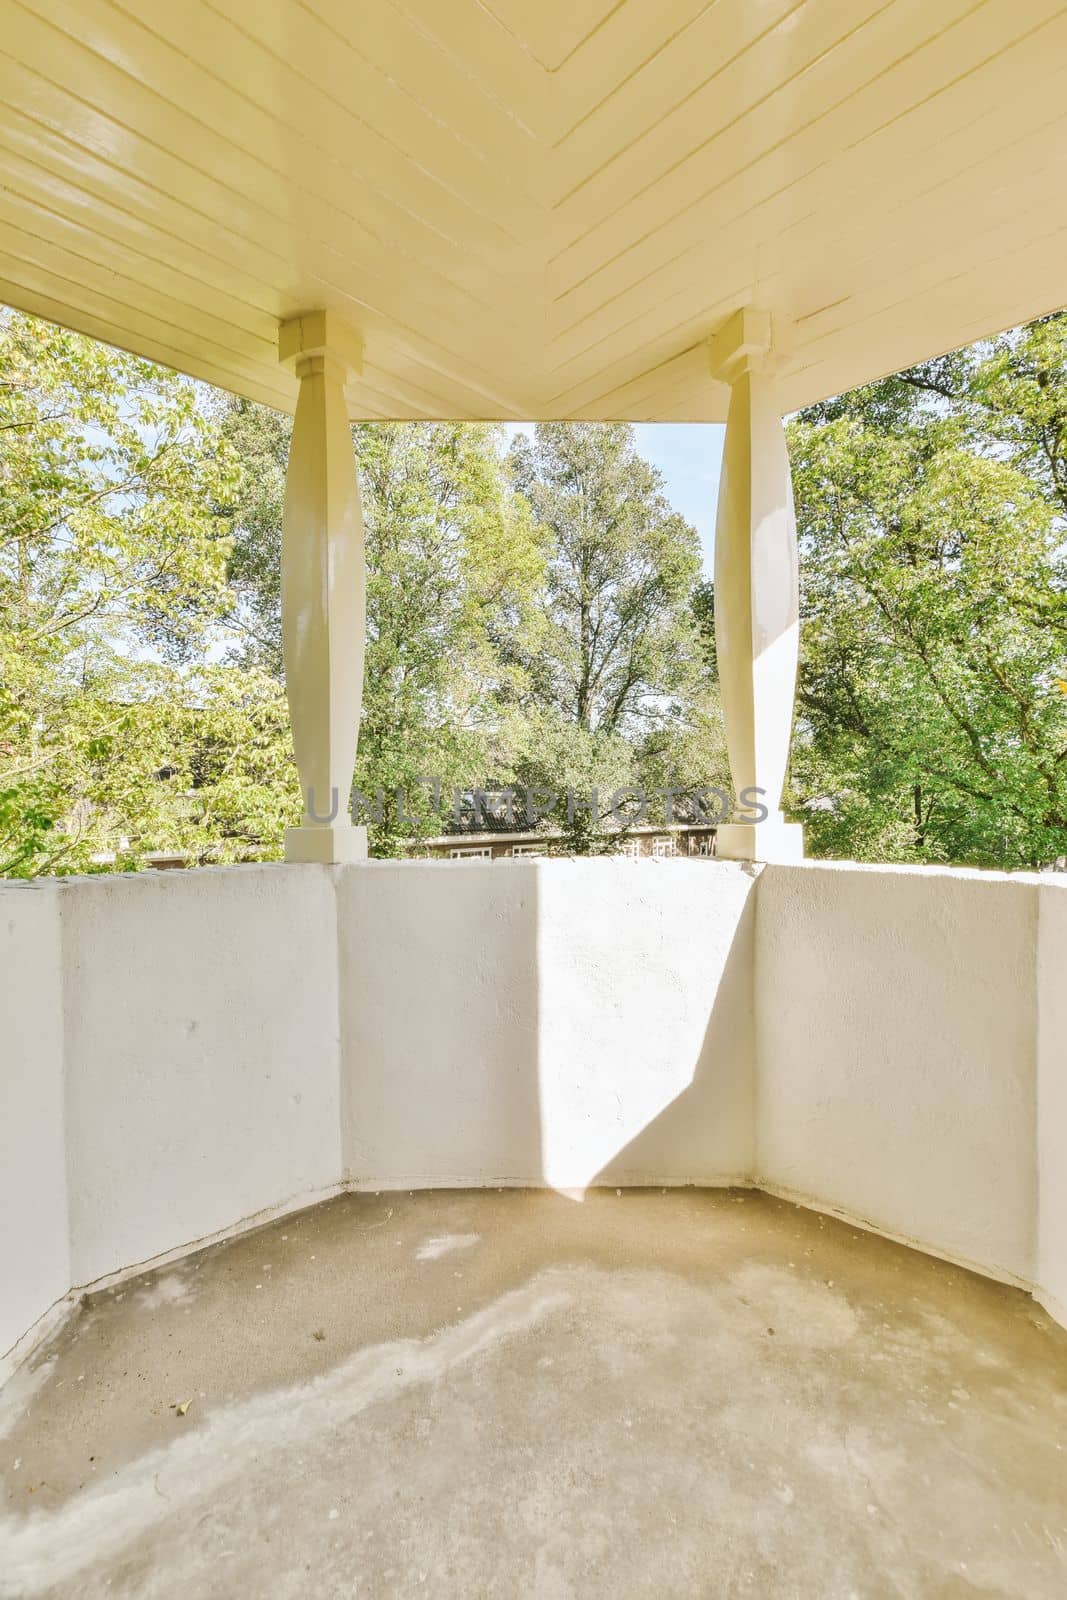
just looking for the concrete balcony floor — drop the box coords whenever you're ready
[2,1189,1066,1599]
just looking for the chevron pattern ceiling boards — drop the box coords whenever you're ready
[0,0,1064,419]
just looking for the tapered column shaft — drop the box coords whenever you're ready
[279,312,367,863]
[710,310,803,862]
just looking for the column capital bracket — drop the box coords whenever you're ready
[709,307,789,383]
[279,310,363,378]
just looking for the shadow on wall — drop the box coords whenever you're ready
[339,860,758,1194]
[590,895,755,1189]
[338,862,545,1187]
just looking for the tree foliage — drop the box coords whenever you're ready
[791,314,1067,868]
[219,412,714,854]
[497,423,721,849]
[219,407,549,853]
[8,299,1061,878]
[508,423,703,735]
[0,310,297,875]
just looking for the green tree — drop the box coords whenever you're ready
[220,405,547,854]
[217,396,289,674]
[789,315,1067,868]
[504,423,722,847]
[508,423,703,735]
[0,310,291,876]
[353,421,544,853]
[633,577,730,824]
[490,705,639,854]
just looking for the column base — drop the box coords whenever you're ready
[284,824,368,864]
[715,820,804,864]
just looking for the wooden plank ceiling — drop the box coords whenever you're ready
[0,0,1064,420]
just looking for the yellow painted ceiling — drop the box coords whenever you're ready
[0,0,1065,419]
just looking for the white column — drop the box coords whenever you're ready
[278,311,367,863]
[709,309,803,863]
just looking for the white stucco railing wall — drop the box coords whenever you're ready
[0,883,69,1371]
[2,858,1065,1376]
[756,864,1040,1284]
[1037,881,1067,1327]
[340,861,757,1192]
[1,866,347,1377]
[754,863,1067,1326]
[58,868,344,1289]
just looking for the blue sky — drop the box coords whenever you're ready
[502,422,726,576]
